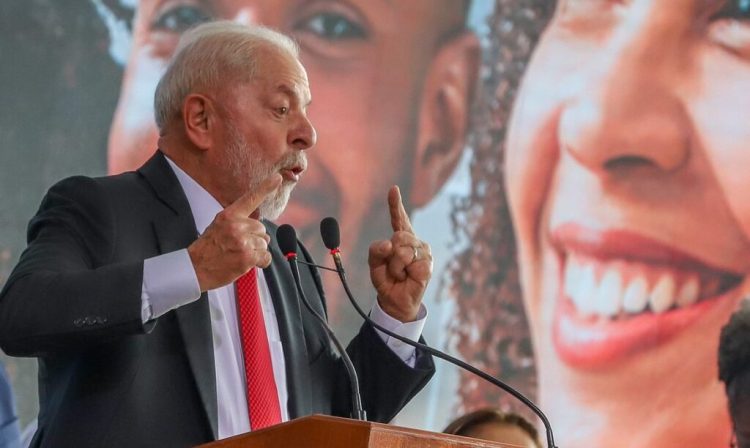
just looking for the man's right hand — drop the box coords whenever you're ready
[187,174,282,292]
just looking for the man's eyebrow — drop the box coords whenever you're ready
[276,84,312,107]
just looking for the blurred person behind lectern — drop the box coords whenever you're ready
[443,408,541,448]
[0,22,436,447]
[720,301,750,448]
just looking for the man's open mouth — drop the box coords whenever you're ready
[280,165,305,182]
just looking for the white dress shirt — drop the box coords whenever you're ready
[139,157,427,439]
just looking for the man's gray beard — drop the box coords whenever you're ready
[226,125,303,220]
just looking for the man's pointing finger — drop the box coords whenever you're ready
[225,173,282,218]
[388,185,414,233]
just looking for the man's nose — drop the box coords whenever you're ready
[290,115,316,150]
[558,2,692,176]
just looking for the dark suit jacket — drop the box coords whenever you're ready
[0,152,434,447]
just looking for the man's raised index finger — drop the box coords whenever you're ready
[388,185,413,233]
[225,173,282,217]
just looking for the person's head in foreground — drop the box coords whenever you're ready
[443,408,541,448]
[720,301,750,448]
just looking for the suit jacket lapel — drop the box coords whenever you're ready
[263,226,312,419]
[139,151,218,439]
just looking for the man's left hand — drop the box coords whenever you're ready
[368,186,433,322]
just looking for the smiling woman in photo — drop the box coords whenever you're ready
[456,0,750,446]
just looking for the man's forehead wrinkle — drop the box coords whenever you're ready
[275,81,311,105]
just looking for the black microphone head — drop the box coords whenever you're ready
[320,217,340,250]
[276,224,298,256]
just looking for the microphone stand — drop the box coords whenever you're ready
[277,225,366,421]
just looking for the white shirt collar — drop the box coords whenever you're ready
[164,155,223,235]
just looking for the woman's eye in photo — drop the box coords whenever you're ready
[713,0,750,20]
[709,0,750,57]
[298,12,368,40]
[152,4,212,33]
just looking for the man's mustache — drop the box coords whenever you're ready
[276,152,307,177]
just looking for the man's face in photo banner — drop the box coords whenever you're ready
[108,0,478,323]
[506,0,750,446]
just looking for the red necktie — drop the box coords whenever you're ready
[235,268,282,430]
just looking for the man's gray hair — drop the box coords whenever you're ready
[153,21,299,132]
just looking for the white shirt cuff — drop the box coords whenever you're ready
[141,249,202,323]
[370,300,427,368]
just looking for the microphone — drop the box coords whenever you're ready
[320,216,340,249]
[320,217,346,274]
[319,218,557,448]
[275,224,366,421]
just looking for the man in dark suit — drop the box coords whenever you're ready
[0,22,435,447]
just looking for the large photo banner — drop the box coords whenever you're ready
[1,0,744,446]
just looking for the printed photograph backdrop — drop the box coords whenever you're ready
[2,1,745,446]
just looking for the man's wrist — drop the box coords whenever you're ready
[370,300,427,366]
[142,249,202,321]
[376,297,421,322]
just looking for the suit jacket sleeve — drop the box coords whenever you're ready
[295,241,435,423]
[0,176,148,357]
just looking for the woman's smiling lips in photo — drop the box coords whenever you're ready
[549,223,744,369]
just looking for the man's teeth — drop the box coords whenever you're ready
[564,256,707,318]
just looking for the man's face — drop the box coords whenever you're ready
[212,51,313,219]
[506,0,750,446]
[110,0,462,256]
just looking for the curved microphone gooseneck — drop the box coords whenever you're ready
[319,217,557,448]
[275,224,366,421]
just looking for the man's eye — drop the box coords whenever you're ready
[298,12,367,40]
[714,0,750,20]
[278,106,289,115]
[152,5,212,33]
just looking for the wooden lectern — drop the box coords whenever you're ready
[197,415,518,448]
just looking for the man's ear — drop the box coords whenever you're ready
[182,93,215,151]
[410,32,480,208]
